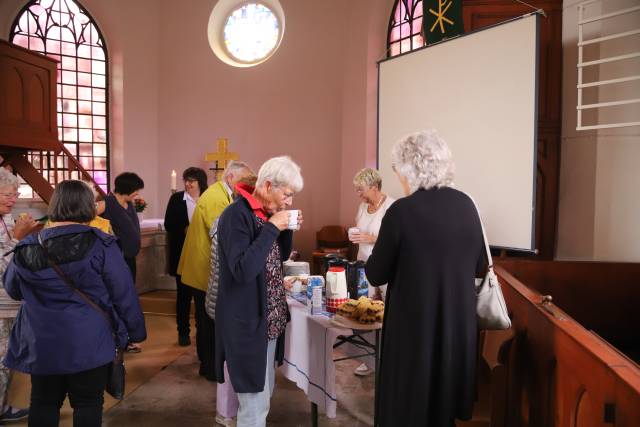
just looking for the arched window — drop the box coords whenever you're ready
[387,0,425,57]
[10,0,110,195]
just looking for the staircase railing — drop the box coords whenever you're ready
[2,147,106,204]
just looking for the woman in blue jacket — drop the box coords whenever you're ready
[3,180,146,427]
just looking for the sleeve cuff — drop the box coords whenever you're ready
[262,222,281,237]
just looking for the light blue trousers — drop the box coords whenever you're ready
[236,339,277,427]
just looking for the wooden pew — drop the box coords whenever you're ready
[484,260,640,427]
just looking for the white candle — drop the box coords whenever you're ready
[171,170,177,191]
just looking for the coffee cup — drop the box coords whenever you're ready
[287,210,300,230]
[348,227,360,241]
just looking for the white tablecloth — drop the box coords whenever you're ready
[282,296,351,418]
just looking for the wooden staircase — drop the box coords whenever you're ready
[0,147,106,203]
[0,40,104,202]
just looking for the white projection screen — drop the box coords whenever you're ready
[378,13,540,252]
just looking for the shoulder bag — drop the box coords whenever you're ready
[468,198,512,330]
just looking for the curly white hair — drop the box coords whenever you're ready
[391,129,455,193]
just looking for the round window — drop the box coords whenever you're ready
[208,0,285,68]
[224,3,279,63]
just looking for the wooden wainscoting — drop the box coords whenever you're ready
[486,260,640,427]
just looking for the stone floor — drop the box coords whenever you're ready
[5,313,376,427]
[4,291,490,426]
[103,347,375,427]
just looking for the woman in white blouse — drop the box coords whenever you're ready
[349,168,395,376]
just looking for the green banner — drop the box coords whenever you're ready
[423,0,464,45]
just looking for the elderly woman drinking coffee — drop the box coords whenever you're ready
[215,156,303,427]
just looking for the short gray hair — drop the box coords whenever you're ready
[391,129,455,193]
[256,156,303,192]
[353,168,382,190]
[222,160,252,181]
[0,168,19,189]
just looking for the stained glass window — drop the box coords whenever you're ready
[223,3,280,63]
[10,0,110,196]
[388,0,425,57]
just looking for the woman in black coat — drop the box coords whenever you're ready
[163,167,207,346]
[366,130,485,426]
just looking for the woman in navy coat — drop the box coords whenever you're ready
[3,180,146,427]
[215,156,303,426]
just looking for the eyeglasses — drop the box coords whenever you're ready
[277,187,295,201]
[0,192,20,199]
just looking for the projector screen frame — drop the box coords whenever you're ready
[376,12,542,254]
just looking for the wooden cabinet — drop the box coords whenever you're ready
[0,40,60,152]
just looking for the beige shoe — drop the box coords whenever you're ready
[354,363,374,376]
[215,414,236,427]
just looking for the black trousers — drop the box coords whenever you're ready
[193,289,216,380]
[175,275,194,337]
[29,363,109,427]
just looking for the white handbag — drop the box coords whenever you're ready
[470,198,512,330]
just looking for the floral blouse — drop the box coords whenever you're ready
[256,217,288,340]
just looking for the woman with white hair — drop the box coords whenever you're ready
[215,156,303,426]
[365,130,485,426]
[0,168,40,422]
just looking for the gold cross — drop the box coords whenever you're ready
[429,0,454,34]
[205,138,239,180]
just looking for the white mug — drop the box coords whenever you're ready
[348,227,360,241]
[287,210,300,230]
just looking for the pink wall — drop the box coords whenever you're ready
[157,0,345,256]
[338,0,391,227]
[0,0,392,258]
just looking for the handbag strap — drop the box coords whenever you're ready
[463,193,494,270]
[37,232,115,333]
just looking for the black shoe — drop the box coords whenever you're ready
[178,335,191,346]
[0,406,29,422]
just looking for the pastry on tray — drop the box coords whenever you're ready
[359,313,378,324]
[345,299,359,307]
[366,303,384,316]
[337,304,356,318]
[336,297,384,324]
[354,299,371,319]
